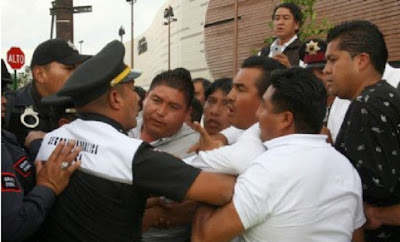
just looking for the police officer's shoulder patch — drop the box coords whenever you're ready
[1,172,21,192]
[13,156,33,178]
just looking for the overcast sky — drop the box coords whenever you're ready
[1,0,167,70]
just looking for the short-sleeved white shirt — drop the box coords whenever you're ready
[328,97,351,143]
[233,134,365,242]
[184,123,265,175]
[220,126,245,145]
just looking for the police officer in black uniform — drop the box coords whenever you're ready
[3,39,90,146]
[32,40,236,242]
[1,64,81,241]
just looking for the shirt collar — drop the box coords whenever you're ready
[76,112,127,135]
[270,34,298,51]
[129,118,189,145]
[149,123,191,146]
[263,134,328,150]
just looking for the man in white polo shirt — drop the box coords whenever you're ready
[192,68,365,242]
[185,56,286,175]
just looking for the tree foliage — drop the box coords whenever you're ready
[16,66,32,90]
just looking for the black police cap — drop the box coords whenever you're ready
[41,95,77,114]
[30,39,91,68]
[55,40,141,107]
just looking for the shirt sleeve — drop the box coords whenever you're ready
[28,138,43,161]
[2,143,56,241]
[132,142,201,202]
[220,126,244,145]
[232,161,272,229]
[185,124,265,175]
[335,98,400,203]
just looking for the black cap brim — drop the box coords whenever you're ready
[305,63,326,69]
[41,94,74,106]
[59,54,92,65]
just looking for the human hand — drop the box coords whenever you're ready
[25,130,47,148]
[187,122,225,153]
[36,140,81,195]
[364,202,383,230]
[1,96,7,118]
[146,196,163,208]
[273,53,291,67]
[320,125,333,144]
[142,206,171,232]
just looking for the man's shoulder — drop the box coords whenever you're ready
[354,81,400,112]
[6,83,34,107]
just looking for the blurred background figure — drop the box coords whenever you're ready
[134,86,147,118]
[299,39,335,126]
[192,77,211,106]
[258,2,303,67]
[203,78,233,135]
[187,97,203,125]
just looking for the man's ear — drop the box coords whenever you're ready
[108,88,124,110]
[355,52,370,72]
[280,111,294,130]
[58,117,71,127]
[33,66,46,84]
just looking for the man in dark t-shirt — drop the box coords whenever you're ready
[324,20,400,241]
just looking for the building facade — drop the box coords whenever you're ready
[125,0,212,88]
[128,0,400,87]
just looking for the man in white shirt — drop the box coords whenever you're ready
[192,67,365,242]
[185,56,286,175]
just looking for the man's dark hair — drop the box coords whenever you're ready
[149,69,194,108]
[193,77,211,91]
[205,78,232,100]
[272,3,303,32]
[327,20,388,75]
[174,67,192,81]
[241,56,286,98]
[190,98,203,123]
[134,86,146,111]
[269,67,327,134]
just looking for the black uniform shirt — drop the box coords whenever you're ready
[33,113,201,242]
[1,130,55,242]
[4,82,54,145]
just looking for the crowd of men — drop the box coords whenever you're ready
[2,2,400,242]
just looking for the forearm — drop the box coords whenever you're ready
[2,185,55,241]
[370,204,400,226]
[192,202,243,242]
[352,226,365,242]
[185,172,236,206]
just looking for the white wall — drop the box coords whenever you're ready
[124,0,212,88]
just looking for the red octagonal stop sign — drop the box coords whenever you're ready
[7,47,25,70]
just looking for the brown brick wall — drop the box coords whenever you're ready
[204,0,400,79]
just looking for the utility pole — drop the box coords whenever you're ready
[126,0,137,68]
[49,0,92,42]
[163,6,177,70]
